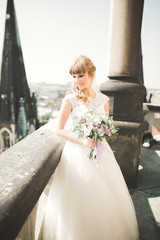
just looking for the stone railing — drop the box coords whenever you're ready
[0,123,65,240]
[143,103,160,133]
[143,102,160,146]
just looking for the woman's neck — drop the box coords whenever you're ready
[83,87,96,99]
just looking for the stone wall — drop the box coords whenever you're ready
[0,123,65,240]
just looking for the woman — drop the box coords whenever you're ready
[41,55,139,240]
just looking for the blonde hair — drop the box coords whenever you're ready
[69,55,96,103]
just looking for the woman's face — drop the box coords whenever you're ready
[72,72,92,90]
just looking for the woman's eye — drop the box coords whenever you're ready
[73,76,76,78]
[79,75,84,78]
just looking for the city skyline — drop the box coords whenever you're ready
[0,0,160,89]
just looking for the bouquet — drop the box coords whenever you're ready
[72,111,119,160]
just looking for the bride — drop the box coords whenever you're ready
[40,55,139,240]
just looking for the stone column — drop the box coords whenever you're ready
[100,0,148,188]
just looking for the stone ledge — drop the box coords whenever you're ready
[100,80,146,94]
[0,124,65,240]
[143,103,160,112]
[114,120,148,135]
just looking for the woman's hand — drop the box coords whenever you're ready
[80,138,97,148]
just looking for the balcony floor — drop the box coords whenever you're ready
[130,142,160,240]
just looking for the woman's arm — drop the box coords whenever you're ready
[56,99,96,147]
[104,101,109,116]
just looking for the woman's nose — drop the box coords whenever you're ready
[75,76,80,82]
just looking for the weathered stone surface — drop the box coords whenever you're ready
[108,0,144,79]
[100,80,146,122]
[108,120,148,188]
[0,124,65,240]
[100,0,146,190]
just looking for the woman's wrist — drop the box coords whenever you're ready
[79,138,96,148]
[79,138,84,145]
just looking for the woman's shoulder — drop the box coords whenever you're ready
[62,91,77,106]
[96,91,110,102]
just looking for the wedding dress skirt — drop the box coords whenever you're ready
[41,140,139,240]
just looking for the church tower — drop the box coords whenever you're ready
[0,0,39,153]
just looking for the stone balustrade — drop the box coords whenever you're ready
[0,123,65,240]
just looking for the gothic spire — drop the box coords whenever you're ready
[0,0,30,121]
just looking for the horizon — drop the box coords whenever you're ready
[28,81,160,92]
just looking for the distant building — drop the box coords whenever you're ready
[0,0,39,153]
[29,81,72,125]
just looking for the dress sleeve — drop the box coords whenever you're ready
[99,92,110,103]
[62,93,76,108]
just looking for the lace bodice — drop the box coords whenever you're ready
[63,91,109,121]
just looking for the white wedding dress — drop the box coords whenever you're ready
[41,91,139,240]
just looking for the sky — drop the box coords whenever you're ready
[0,0,160,89]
